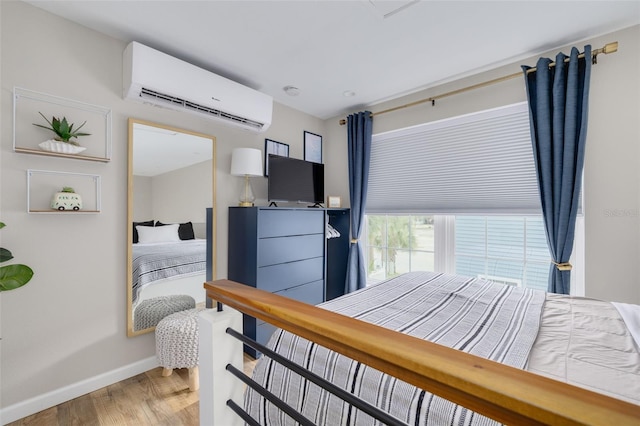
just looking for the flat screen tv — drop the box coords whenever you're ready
[268,155,324,205]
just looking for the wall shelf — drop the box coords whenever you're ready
[14,147,110,163]
[27,169,101,214]
[13,87,112,162]
[27,210,101,214]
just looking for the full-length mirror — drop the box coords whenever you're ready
[127,118,216,336]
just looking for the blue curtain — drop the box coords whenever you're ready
[345,111,373,293]
[522,46,591,294]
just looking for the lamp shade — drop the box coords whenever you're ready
[231,148,263,177]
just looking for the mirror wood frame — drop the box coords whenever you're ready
[126,118,217,337]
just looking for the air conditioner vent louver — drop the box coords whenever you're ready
[123,42,272,132]
[140,88,264,130]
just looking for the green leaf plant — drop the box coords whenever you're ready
[33,112,91,146]
[0,222,34,291]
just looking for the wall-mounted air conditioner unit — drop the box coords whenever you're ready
[123,41,272,132]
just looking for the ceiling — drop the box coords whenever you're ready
[24,1,640,120]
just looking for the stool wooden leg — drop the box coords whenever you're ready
[162,367,173,377]
[188,366,199,391]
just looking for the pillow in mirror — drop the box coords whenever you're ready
[133,220,154,244]
[155,221,195,240]
[137,223,181,244]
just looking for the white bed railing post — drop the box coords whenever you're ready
[198,306,244,426]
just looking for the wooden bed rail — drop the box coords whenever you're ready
[204,279,640,426]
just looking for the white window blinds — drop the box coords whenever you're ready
[366,102,544,215]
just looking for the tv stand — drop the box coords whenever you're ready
[268,201,278,207]
[308,203,323,208]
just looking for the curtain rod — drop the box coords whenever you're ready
[339,41,618,125]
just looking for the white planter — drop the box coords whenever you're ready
[51,192,83,211]
[39,139,87,154]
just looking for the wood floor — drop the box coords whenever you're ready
[8,354,258,426]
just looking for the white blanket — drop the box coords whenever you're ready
[527,295,640,405]
[612,301,640,349]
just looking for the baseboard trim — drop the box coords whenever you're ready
[0,356,158,425]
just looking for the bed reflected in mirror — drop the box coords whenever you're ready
[127,118,216,336]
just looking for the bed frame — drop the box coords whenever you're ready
[199,279,640,425]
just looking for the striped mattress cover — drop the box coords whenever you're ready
[244,271,640,425]
[131,239,206,303]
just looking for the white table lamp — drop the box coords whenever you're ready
[231,148,263,207]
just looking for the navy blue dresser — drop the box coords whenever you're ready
[227,206,349,356]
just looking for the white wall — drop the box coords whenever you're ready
[1,0,638,421]
[0,1,324,421]
[132,175,152,221]
[134,160,212,224]
[151,160,212,224]
[325,25,640,305]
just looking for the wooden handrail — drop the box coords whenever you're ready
[204,279,640,425]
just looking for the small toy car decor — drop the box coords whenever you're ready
[51,187,83,211]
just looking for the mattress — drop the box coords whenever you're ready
[244,272,640,425]
[528,293,640,404]
[131,239,206,303]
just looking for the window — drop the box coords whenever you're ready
[454,216,550,292]
[365,214,553,291]
[366,215,434,283]
[363,102,584,294]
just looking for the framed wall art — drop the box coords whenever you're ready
[327,195,342,208]
[303,131,322,164]
[264,138,289,176]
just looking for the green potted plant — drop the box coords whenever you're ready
[33,112,91,154]
[0,222,34,291]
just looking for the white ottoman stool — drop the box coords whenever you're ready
[155,307,204,391]
[134,294,196,331]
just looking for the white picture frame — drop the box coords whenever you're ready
[304,131,322,164]
[264,138,289,177]
[327,195,342,208]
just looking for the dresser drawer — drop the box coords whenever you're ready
[257,257,324,293]
[258,234,324,266]
[256,321,279,348]
[275,279,324,305]
[256,280,324,348]
[258,209,324,238]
